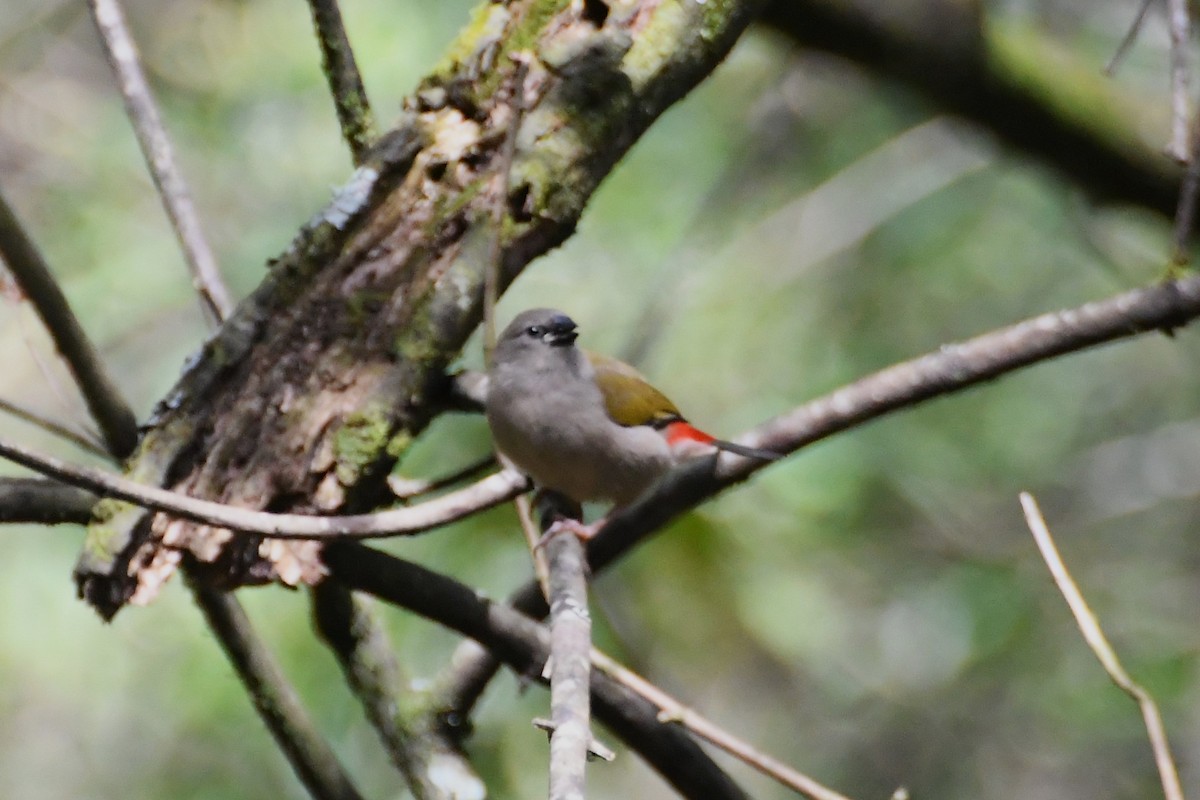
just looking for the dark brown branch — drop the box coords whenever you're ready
[438,270,1200,728]
[0,188,139,458]
[311,582,483,800]
[0,477,95,524]
[187,578,365,800]
[305,0,376,164]
[324,543,749,800]
[86,0,233,325]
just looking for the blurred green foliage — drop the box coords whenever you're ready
[2,0,1199,798]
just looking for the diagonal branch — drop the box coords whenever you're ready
[0,396,109,459]
[187,578,366,800]
[305,0,376,164]
[0,188,139,458]
[324,542,750,800]
[435,270,1200,733]
[86,0,233,325]
[311,582,484,800]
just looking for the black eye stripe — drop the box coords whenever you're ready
[525,325,543,337]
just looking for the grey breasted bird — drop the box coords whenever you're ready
[486,309,778,519]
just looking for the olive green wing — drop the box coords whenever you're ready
[586,351,682,428]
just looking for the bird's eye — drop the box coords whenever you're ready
[524,325,543,338]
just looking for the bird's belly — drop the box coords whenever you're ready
[488,405,673,507]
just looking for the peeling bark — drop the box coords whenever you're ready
[75,0,766,619]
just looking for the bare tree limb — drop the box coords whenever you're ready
[0,188,139,458]
[0,477,95,524]
[311,581,484,800]
[436,270,1200,733]
[187,578,366,800]
[305,0,376,164]
[86,0,233,325]
[324,542,750,800]
[1019,493,1185,800]
[0,434,528,538]
[1106,0,1156,76]
[1165,0,1192,162]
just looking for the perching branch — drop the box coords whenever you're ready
[188,578,366,800]
[324,542,750,800]
[305,0,376,164]
[86,0,233,325]
[544,528,593,800]
[437,270,1200,733]
[0,188,139,458]
[0,433,528,538]
[1019,493,1185,800]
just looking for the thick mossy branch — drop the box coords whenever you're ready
[76,0,765,619]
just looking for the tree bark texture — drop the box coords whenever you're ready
[74,0,766,619]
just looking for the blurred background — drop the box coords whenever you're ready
[1,0,1198,798]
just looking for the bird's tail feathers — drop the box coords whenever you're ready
[710,439,782,461]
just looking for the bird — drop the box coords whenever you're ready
[486,308,778,535]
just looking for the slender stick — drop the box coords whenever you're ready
[311,582,484,800]
[1165,0,1192,162]
[86,0,233,325]
[0,396,109,459]
[1019,493,1184,800]
[1105,0,1156,76]
[0,434,528,538]
[482,55,530,367]
[591,651,852,800]
[544,530,592,800]
[388,454,497,499]
[0,189,139,458]
[305,0,375,164]
[188,578,366,800]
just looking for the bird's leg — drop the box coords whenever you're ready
[533,490,600,542]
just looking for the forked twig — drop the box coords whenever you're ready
[1019,492,1184,800]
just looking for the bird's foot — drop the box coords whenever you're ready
[537,517,601,547]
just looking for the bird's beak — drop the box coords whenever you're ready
[544,314,578,346]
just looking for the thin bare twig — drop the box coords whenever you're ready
[188,578,365,800]
[305,0,376,164]
[544,529,593,800]
[1106,0,1156,76]
[516,493,552,599]
[591,651,852,800]
[387,454,497,499]
[1019,493,1184,800]
[482,54,530,367]
[0,189,139,458]
[0,434,528,538]
[1173,115,1200,262]
[1165,0,1192,162]
[0,396,109,459]
[86,0,233,325]
[311,582,484,800]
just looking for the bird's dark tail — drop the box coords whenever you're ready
[711,439,782,461]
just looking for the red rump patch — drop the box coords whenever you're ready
[664,420,714,446]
